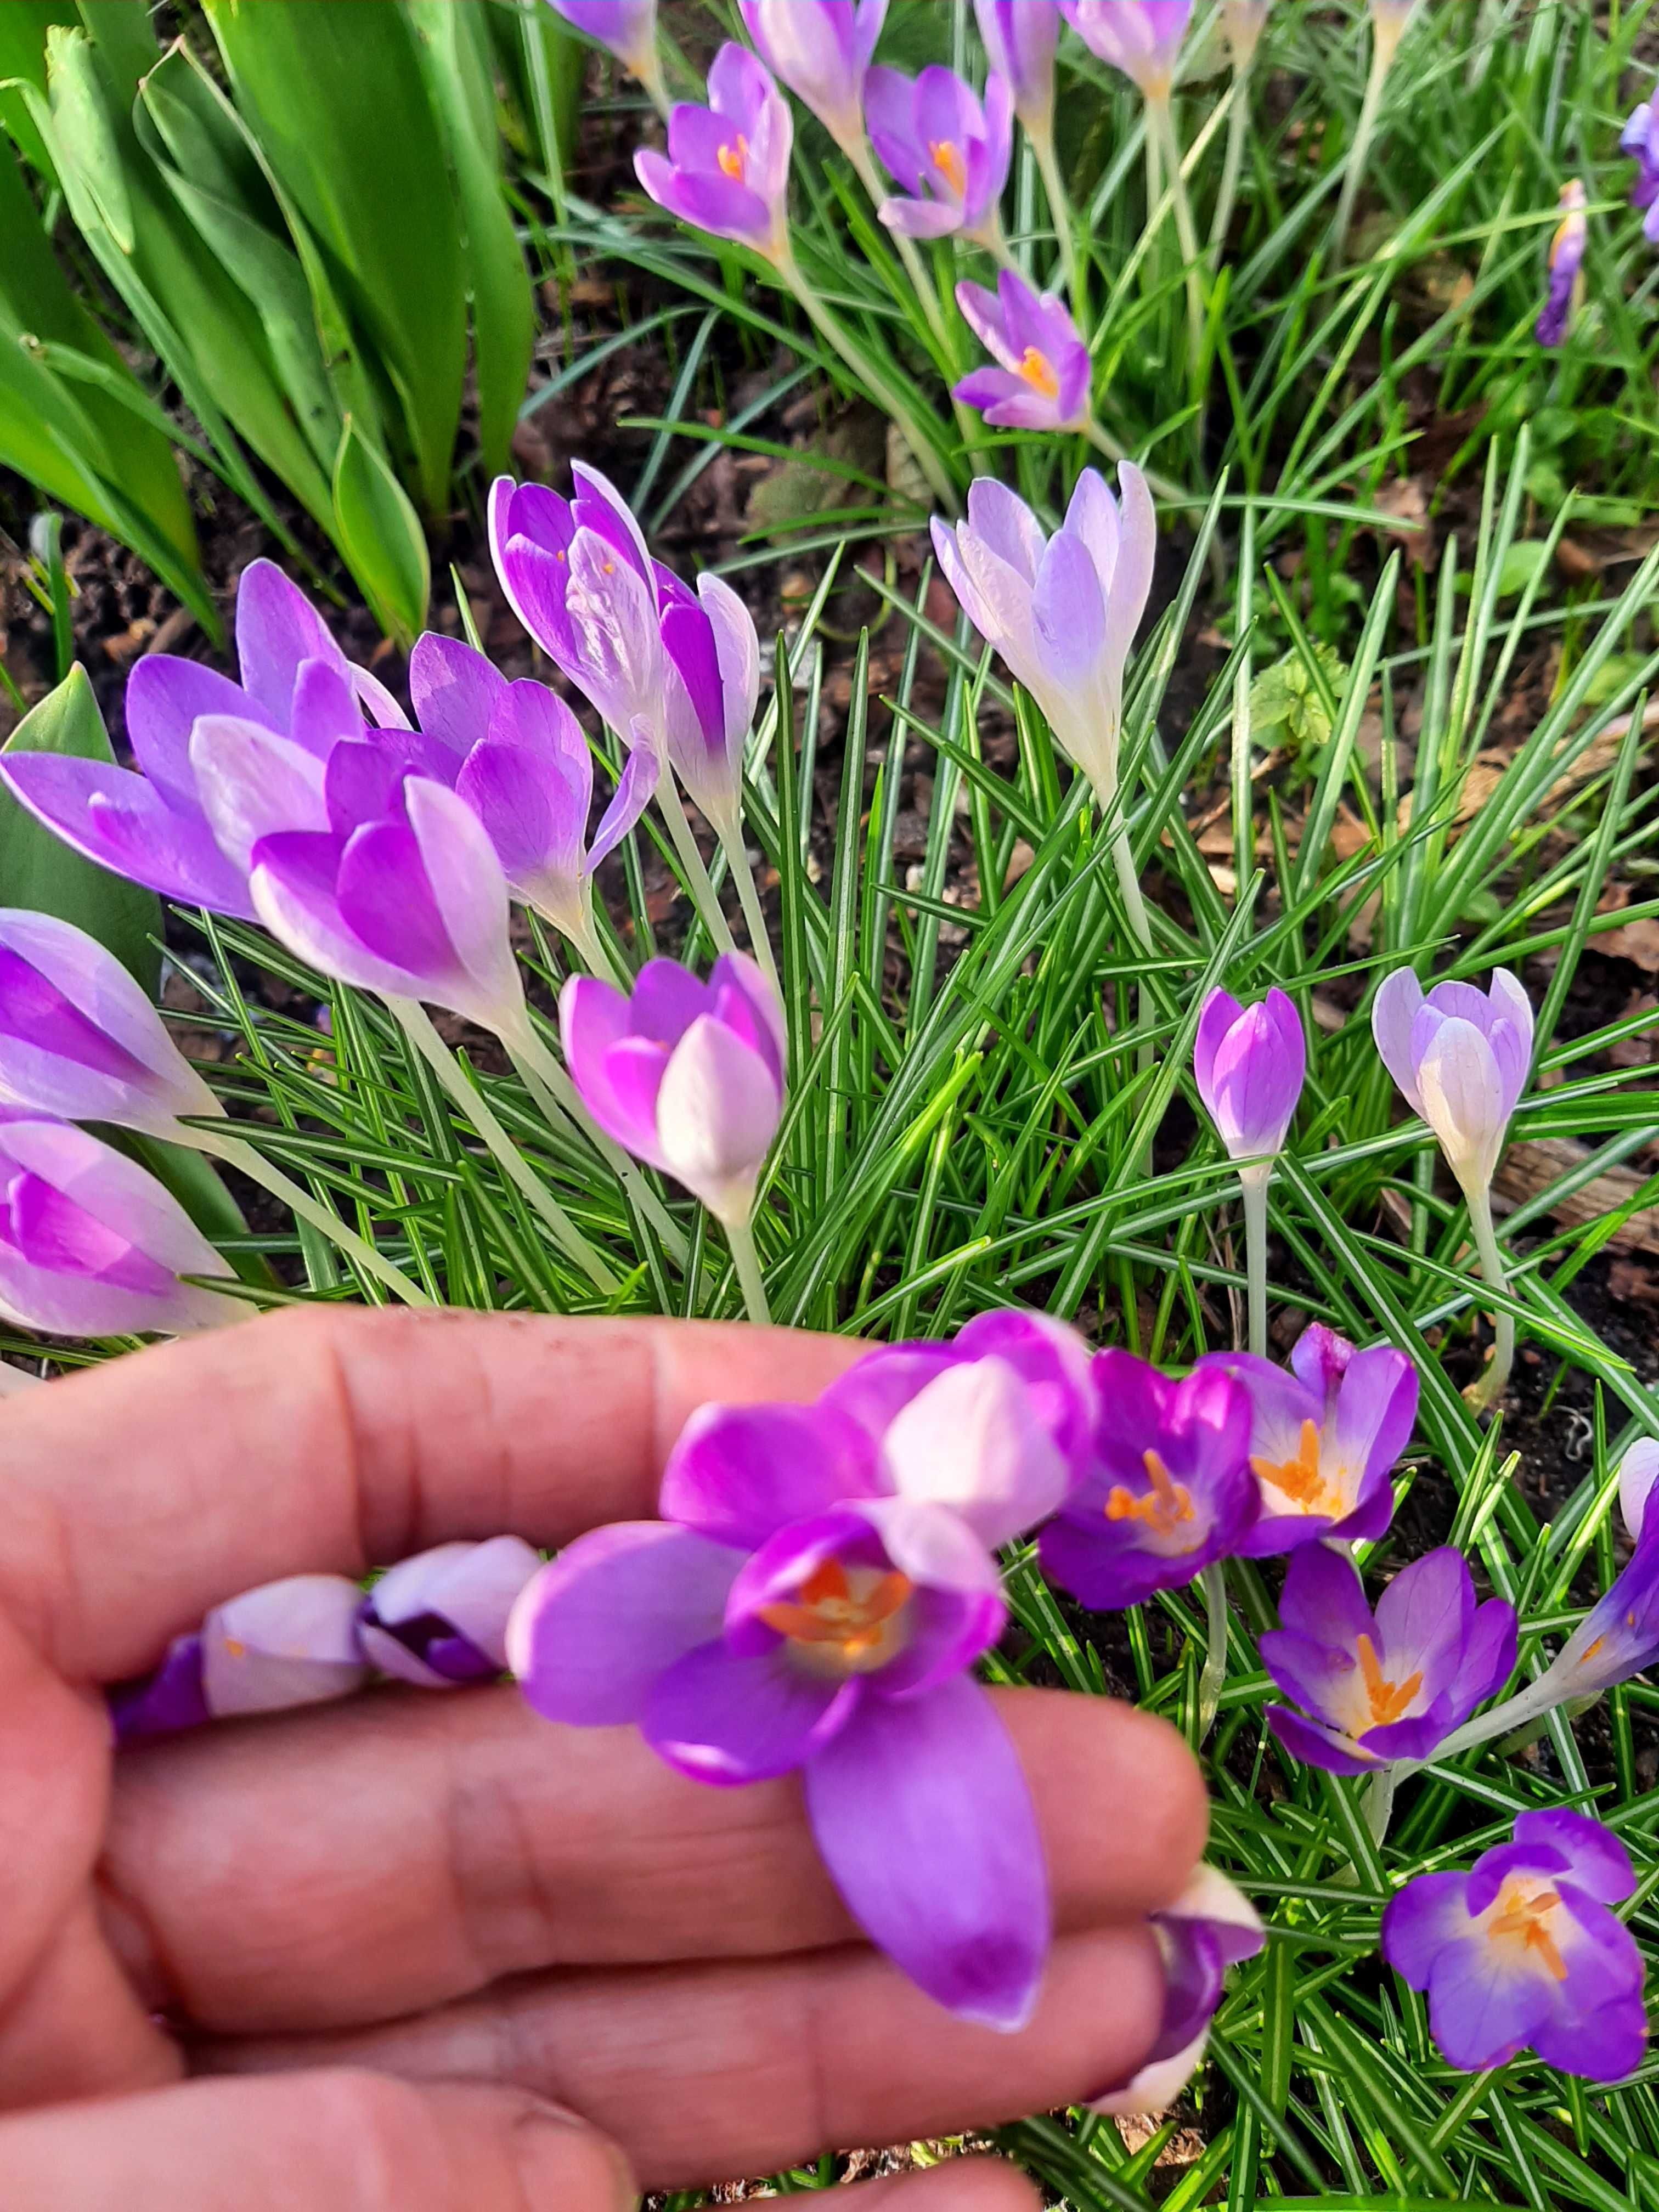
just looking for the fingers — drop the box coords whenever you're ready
[844,2162,1042,2212]
[195,1924,1165,2193]
[102,1687,1206,2033]
[1,1307,861,1680]
[0,2069,634,2212]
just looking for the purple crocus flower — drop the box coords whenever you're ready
[1090,1866,1265,2116]
[635,44,794,261]
[358,1537,542,1689]
[0,909,217,1140]
[1262,1546,1517,1775]
[0,563,398,920]
[974,1,1060,141]
[1622,94,1659,240]
[544,1,659,84]
[0,1111,238,1339]
[560,953,784,1224]
[509,1324,1078,2028]
[109,1633,212,1745]
[1194,988,1306,1167]
[1059,2,1192,100]
[1620,1438,1659,1543]
[1532,1506,1659,1702]
[408,635,656,960]
[1383,1811,1647,2081]
[953,271,1091,433]
[1039,1353,1259,1609]
[865,65,1012,246]
[931,468,1155,809]
[1197,1323,1419,1552]
[738,0,887,162]
[1536,180,1588,349]
[201,1573,371,1718]
[656,565,761,839]
[1373,967,1533,1195]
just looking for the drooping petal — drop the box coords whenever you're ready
[0,754,256,917]
[659,1400,884,1548]
[644,1637,857,1782]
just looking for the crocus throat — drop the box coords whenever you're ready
[1355,1633,1422,1728]
[718,134,749,180]
[1486,1883,1568,1982]
[1106,1449,1197,1541]
[1019,347,1060,398]
[1252,1418,1343,1516]
[758,1556,913,1678]
[929,137,967,197]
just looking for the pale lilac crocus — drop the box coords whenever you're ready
[865,66,1012,248]
[409,635,656,972]
[1059,2,1192,101]
[1619,1438,1659,1543]
[954,271,1091,433]
[0,562,394,920]
[1197,1323,1418,1553]
[1383,1812,1647,2082]
[635,44,794,262]
[1374,965,1533,1404]
[1263,1546,1517,1774]
[657,563,761,842]
[0,909,217,1139]
[1622,94,1659,241]
[931,469,1155,816]
[560,954,783,1228]
[1039,1353,1258,1610]
[544,1,668,115]
[113,1576,373,1745]
[0,1111,239,1340]
[509,1323,1077,2028]
[358,1537,543,1689]
[1091,1867,1265,2117]
[974,1,1060,142]
[1222,1,1271,69]
[1530,1507,1659,1705]
[1537,180,1588,349]
[738,0,887,166]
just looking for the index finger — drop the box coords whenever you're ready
[0,1308,862,1681]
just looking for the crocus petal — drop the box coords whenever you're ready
[643,1637,856,1783]
[0,755,257,917]
[509,1522,745,1725]
[234,560,349,724]
[403,779,526,1032]
[200,1573,370,1717]
[560,975,669,1166]
[1621,1438,1659,1542]
[655,1013,781,1220]
[803,1673,1050,2030]
[1417,1015,1506,1187]
[190,717,331,876]
[588,744,658,874]
[369,1534,543,1672]
[879,1356,1068,1547]
[410,633,509,759]
[659,1400,884,1548]
[125,654,278,811]
[1371,967,1426,1113]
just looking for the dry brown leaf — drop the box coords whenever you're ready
[1598,918,1659,970]
[1492,1139,1659,1252]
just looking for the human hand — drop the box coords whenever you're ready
[0,1307,1206,2209]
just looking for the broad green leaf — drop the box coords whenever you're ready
[42,21,130,247]
[0,0,75,180]
[0,665,161,994]
[332,414,431,646]
[72,0,155,98]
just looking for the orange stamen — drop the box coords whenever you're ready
[1105,1449,1197,1540]
[717,134,748,180]
[929,138,968,197]
[1251,1418,1338,1514]
[1018,347,1060,398]
[1355,1633,1423,1727]
[1488,1887,1568,1981]
[759,1558,912,1660]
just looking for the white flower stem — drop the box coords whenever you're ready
[656,774,737,957]
[634,45,673,122]
[506,1025,689,1268]
[1197,1561,1229,1742]
[387,998,618,1295]
[725,1207,772,1326]
[1210,58,1255,261]
[1031,124,1084,323]
[1431,1677,1564,1765]
[1148,93,1206,377]
[1465,1180,1515,1411]
[845,138,957,361]
[567,902,627,991]
[188,1125,433,1309]
[1364,1765,1398,1846]
[1240,1161,1271,1360]
[1333,20,1400,261]
[716,820,782,998]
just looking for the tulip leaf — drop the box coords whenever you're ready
[0,665,162,995]
[332,414,431,648]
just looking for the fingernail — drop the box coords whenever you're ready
[510,2094,637,2211]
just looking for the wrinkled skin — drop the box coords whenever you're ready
[0,1308,1207,2210]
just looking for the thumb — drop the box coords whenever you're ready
[0,2068,635,2212]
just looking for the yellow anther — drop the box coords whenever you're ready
[1018,347,1060,398]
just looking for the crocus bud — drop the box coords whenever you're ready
[1222,0,1271,67]
[1059,1,1193,101]
[974,1,1059,141]
[560,953,785,1223]
[657,566,761,838]
[1620,1438,1659,1543]
[931,467,1155,811]
[865,66,1012,246]
[1622,94,1659,240]
[544,0,658,81]
[1369,0,1420,67]
[0,1113,239,1339]
[1536,179,1588,350]
[636,44,794,262]
[199,1573,371,1717]
[1372,967,1533,1195]
[955,272,1091,433]
[0,909,218,1139]
[358,1537,543,1688]
[738,0,887,161]
[1193,988,1306,1170]
[1090,1867,1264,2115]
